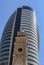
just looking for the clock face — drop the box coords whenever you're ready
[15,60,23,65]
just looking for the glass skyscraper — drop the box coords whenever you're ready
[0,6,39,65]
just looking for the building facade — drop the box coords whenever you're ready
[0,6,39,65]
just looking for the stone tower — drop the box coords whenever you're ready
[12,32,28,65]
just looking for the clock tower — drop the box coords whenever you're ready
[12,32,28,65]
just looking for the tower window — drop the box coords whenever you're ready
[18,48,23,52]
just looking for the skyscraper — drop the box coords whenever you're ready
[0,6,39,65]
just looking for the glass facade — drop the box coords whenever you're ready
[0,6,39,65]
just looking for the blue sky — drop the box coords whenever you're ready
[0,0,44,65]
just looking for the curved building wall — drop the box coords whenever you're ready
[20,7,39,65]
[0,12,16,65]
[0,6,39,65]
